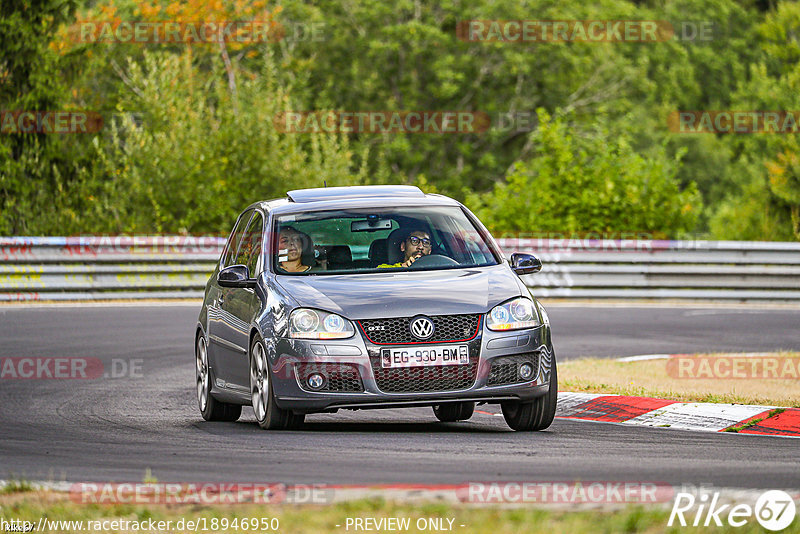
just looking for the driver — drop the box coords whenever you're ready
[277,227,313,273]
[378,229,432,268]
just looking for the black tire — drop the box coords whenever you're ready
[501,359,558,431]
[196,332,242,422]
[250,335,305,430]
[433,401,475,422]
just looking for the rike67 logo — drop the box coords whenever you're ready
[669,489,796,531]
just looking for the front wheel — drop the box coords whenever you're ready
[250,336,304,430]
[433,402,475,422]
[196,333,241,422]
[501,359,558,431]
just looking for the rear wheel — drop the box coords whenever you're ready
[196,333,241,422]
[433,402,475,422]
[501,359,558,431]
[250,336,304,430]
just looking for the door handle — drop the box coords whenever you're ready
[218,293,225,306]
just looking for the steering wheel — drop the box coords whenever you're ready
[408,254,460,269]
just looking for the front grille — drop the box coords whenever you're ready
[358,314,481,345]
[295,363,364,392]
[369,354,479,393]
[487,353,540,386]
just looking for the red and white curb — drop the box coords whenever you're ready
[555,392,800,437]
[476,392,799,436]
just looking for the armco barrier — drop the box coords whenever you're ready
[0,236,224,301]
[1,236,799,301]
[501,237,800,300]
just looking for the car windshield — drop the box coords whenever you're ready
[272,206,499,275]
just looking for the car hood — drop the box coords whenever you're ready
[274,264,527,319]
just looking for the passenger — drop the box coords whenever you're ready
[378,229,432,268]
[277,227,313,273]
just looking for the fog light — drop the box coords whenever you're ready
[307,373,325,390]
[519,362,534,380]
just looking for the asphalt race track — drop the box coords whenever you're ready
[1,303,799,489]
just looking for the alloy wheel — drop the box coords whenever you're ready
[250,341,269,422]
[196,335,209,411]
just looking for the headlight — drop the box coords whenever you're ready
[486,297,540,331]
[289,308,354,339]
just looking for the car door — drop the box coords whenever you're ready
[218,210,264,390]
[207,208,253,389]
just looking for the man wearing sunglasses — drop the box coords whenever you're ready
[378,229,433,268]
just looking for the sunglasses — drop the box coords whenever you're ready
[407,236,432,246]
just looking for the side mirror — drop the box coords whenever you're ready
[218,264,256,288]
[510,253,542,275]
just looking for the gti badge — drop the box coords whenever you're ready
[409,316,435,340]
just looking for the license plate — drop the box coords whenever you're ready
[380,344,469,368]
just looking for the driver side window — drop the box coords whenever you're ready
[236,212,263,276]
[221,209,254,268]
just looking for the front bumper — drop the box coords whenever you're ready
[269,323,555,413]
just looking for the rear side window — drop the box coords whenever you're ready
[221,209,253,268]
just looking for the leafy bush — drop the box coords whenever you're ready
[468,110,700,237]
[78,51,369,234]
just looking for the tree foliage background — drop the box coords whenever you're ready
[1,0,799,239]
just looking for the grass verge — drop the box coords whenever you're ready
[560,352,800,407]
[0,478,34,495]
[3,490,798,534]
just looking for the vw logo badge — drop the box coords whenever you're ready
[409,316,435,340]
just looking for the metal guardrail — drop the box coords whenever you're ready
[504,238,800,300]
[1,236,799,301]
[0,237,223,301]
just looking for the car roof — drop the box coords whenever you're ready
[247,186,461,214]
[288,185,425,202]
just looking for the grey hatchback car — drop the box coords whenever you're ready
[195,185,557,431]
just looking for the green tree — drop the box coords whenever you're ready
[0,0,77,234]
[68,50,373,234]
[707,2,800,240]
[766,139,800,239]
[468,110,700,237]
